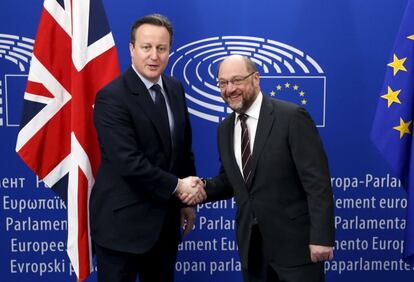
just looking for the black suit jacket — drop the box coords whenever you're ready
[207,95,334,268]
[90,67,196,254]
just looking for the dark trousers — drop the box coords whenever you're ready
[94,236,178,282]
[243,226,324,282]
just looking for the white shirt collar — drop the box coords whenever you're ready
[131,64,164,90]
[235,91,263,122]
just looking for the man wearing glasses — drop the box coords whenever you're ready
[183,55,334,282]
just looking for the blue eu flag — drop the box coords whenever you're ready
[371,0,414,265]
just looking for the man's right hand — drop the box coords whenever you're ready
[176,176,206,205]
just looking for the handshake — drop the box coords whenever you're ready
[176,176,207,205]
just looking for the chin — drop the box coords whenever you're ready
[229,102,243,113]
[145,73,160,82]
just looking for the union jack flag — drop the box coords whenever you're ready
[15,0,119,280]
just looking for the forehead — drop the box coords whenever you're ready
[134,24,170,43]
[218,58,248,78]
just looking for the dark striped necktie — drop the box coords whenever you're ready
[239,114,252,187]
[151,84,171,148]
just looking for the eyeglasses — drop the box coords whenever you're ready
[217,72,256,89]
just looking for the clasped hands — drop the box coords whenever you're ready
[176,176,206,205]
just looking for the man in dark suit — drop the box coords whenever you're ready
[183,55,334,282]
[90,14,205,282]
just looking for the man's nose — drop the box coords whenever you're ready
[149,48,158,59]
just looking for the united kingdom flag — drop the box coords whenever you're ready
[15,0,119,280]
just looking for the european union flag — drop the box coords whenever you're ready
[371,0,414,265]
[261,76,326,127]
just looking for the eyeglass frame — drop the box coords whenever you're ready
[217,71,257,89]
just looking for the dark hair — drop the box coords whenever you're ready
[130,14,173,46]
[217,55,258,77]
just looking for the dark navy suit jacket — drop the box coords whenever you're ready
[90,66,196,253]
[207,95,334,268]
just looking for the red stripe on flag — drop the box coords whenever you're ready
[77,168,90,281]
[17,104,71,179]
[33,8,72,92]
[26,81,55,98]
[72,47,119,175]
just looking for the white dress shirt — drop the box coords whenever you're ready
[234,92,263,177]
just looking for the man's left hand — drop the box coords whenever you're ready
[309,244,333,263]
[180,207,196,236]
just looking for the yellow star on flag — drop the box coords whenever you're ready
[301,99,307,105]
[293,85,299,90]
[387,54,407,76]
[270,91,276,97]
[276,85,282,90]
[285,82,290,88]
[299,91,305,97]
[393,117,412,139]
[381,86,401,107]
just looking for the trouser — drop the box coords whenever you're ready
[243,225,324,282]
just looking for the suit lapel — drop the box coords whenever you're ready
[162,76,179,146]
[124,67,172,158]
[250,96,274,185]
[222,114,247,190]
[162,76,180,167]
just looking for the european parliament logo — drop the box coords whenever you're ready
[0,33,33,127]
[168,36,327,127]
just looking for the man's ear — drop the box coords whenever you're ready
[129,42,134,56]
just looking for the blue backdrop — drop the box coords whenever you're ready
[1,0,414,281]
